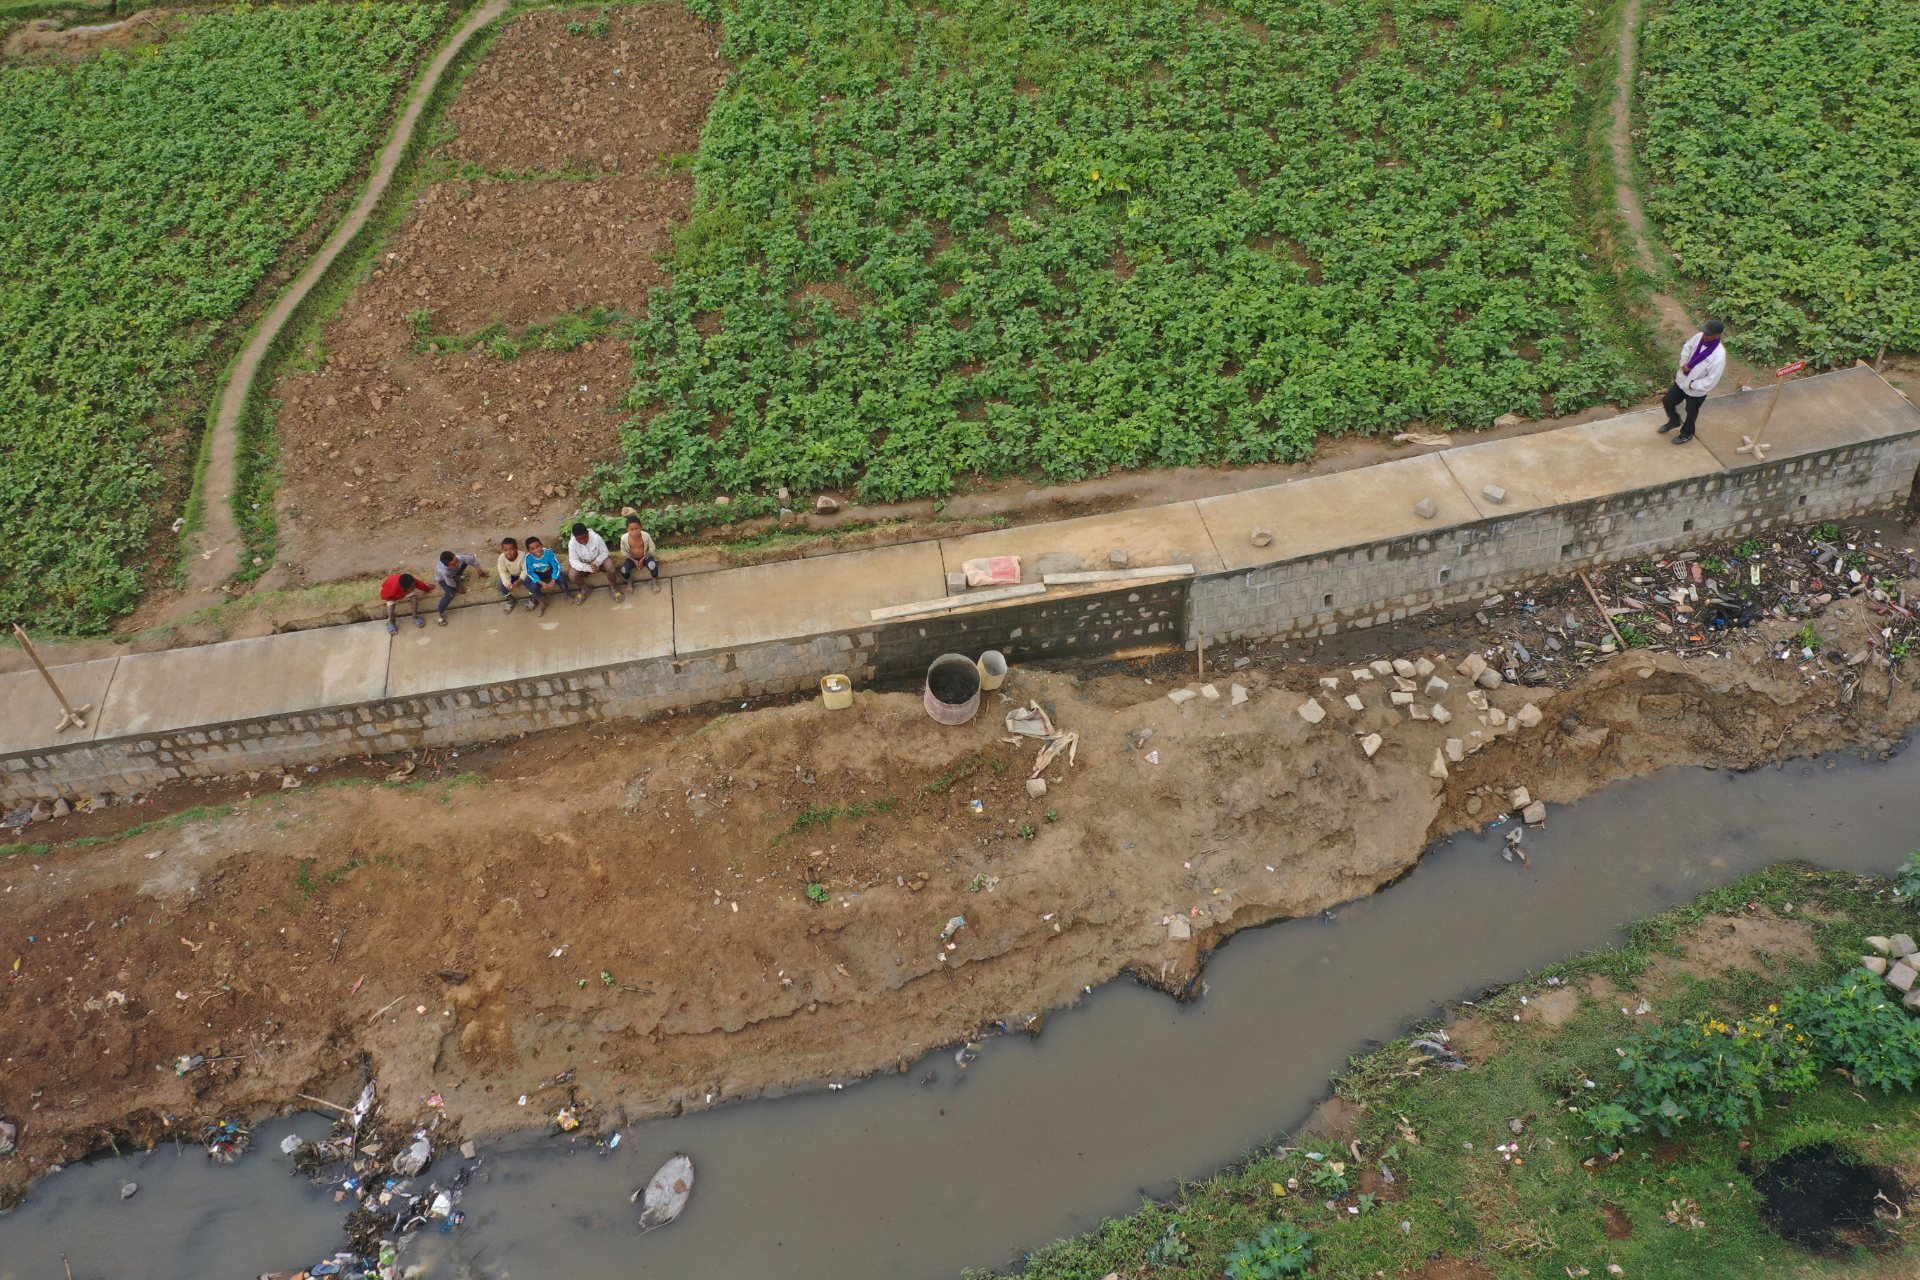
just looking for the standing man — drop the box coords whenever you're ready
[565,521,623,605]
[434,550,481,626]
[1658,319,1726,445]
[619,515,663,595]
[379,571,433,633]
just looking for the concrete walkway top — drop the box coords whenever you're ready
[5,368,1914,761]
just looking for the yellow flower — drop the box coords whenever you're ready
[1769,1004,1778,1012]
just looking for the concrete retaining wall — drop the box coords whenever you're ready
[1191,432,1920,641]
[5,367,1917,806]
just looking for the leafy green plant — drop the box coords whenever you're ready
[1896,851,1920,898]
[1018,823,1036,840]
[1615,1009,1818,1133]
[805,882,829,903]
[1222,1222,1313,1279]
[1142,1219,1190,1269]
[1617,617,1653,649]
[1792,621,1821,652]
[1307,1160,1349,1195]
[1782,977,1920,1092]
[1570,1100,1644,1153]
[1733,539,1766,558]
[1814,521,1842,542]
[0,4,443,632]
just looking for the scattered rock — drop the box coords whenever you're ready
[1429,749,1449,780]
[1169,917,1192,941]
[1392,659,1416,678]
[1457,653,1488,680]
[1344,694,1364,711]
[1867,935,1893,954]
[1889,962,1918,993]
[1510,787,1532,808]
[1230,684,1249,706]
[1431,703,1452,724]
[1494,413,1524,428]
[460,1140,477,1159]
[1476,667,1504,690]
[1425,675,1449,694]
[1515,703,1543,728]
[1414,658,1435,677]
[946,571,968,592]
[1200,684,1220,700]
[1026,778,1047,798]
[1296,698,1326,725]
[1168,689,1198,705]
[51,798,71,818]
[814,495,839,513]
[1445,738,1464,762]
[1893,934,1917,957]
[1482,483,1507,504]
[1250,527,1274,547]
[1409,704,1431,720]
[1522,800,1547,826]
[1390,691,1415,706]
[1414,497,1437,519]
[1360,733,1382,759]
[0,1121,15,1155]
[1370,660,1394,676]
[1109,548,1129,567]
[1466,794,1483,815]
[1319,676,1340,688]
[1863,955,1890,975]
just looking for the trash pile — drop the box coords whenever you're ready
[1448,523,1917,687]
[273,1080,470,1280]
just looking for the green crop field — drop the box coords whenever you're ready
[598,0,1640,515]
[1637,0,1920,366]
[0,3,442,633]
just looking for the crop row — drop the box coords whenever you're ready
[0,4,442,633]
[1637,0,1920,365]
[596,0,1637,514]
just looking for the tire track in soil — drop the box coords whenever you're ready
[176,0,510,619]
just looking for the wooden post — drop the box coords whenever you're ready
[1578,572,1630,652]
[12,623,91,733]
[1735,360,1808,464]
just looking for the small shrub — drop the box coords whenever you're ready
[1570,1100,1644,1153]
[1894,850,1920,898]
[1615,1009,1818,1133]
[1307,1160,1349,1195]
[805,882,828,903]
[1223,1222,1313,1279]
[1142,1219,1190,1269]
[1782,977,1920,1092]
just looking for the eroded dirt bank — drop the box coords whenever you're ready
[2,601,1917,1201]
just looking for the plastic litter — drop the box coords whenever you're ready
[120,1182,137,1199]
[940,916,967,940]
[635,1153,696,1231]
[392,1131,432,1178]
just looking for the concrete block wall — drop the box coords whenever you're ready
[1,633,876,804]
[870,579,1190,676]
[1191,433,1920,642]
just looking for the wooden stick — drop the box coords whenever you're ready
[12,624,90,732]
[1579,571,1630,651]
[295,1093,355,1114]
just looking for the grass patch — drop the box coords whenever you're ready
[995,865,1920,1278]
[787,794,898,834]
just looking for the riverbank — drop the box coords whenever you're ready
[3,543,1919,1212]
[1002,863,1920,1279]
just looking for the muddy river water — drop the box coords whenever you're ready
[5,749,1918,1280]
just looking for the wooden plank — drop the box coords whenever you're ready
[1040,564,1195,585]
[869,582,1046,622]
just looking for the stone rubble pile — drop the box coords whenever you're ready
[1862,934,1920,1010]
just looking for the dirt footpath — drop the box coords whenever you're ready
[268,5,722,587]
[4,590,1918,1196]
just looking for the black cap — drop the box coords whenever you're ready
[1703,319,1725,335]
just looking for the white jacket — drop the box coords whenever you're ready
[567,529,610,572]
[1674,333,1726,397]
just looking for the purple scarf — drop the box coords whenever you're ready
[1681,336,1720,374]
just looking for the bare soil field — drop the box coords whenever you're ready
[269,5,721,586]
[2,586,1916,1194]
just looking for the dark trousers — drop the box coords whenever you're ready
[1663,383,1704,437]
[621,555,659,581]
